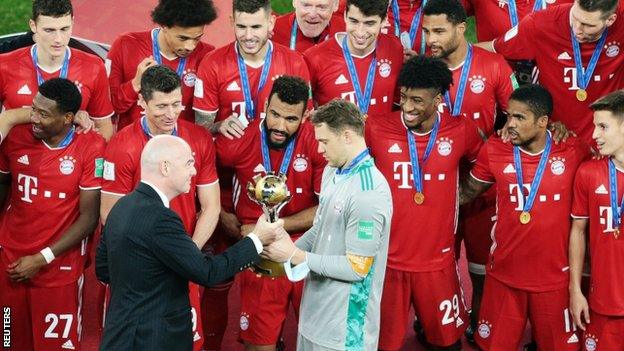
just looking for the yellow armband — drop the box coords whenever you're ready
[346,254,374,276]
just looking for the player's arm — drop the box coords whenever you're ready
[195,110,219,133]
[474,41,495,53]
[0,108,31,142]
[100,192,122,225]
[92,118,114,142]
[569,218,590,330]
[192,183,221,248]
[459,174,493,205]
[0,172,10,210]
[8,189,101,282]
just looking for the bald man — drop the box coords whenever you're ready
[96,135,288,351]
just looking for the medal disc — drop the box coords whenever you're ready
[576,89,587,102]
[519,211,531,224]
[615,228,620,239]
[413,192,424,205]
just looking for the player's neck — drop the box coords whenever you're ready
[157,30,177,59]
[345,36,376,57]
[342,142,368,169]
[412,113,437,134]
[35,45,66,71]
[240,41,270,65]
[520,131,548,154]
[45,125,73,148]
[145,117,173,136]
[444,40,468,69]
[612,150,624,169]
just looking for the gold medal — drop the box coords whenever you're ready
[615,228,620,239]
[414,192,424,205]
[519,211,531,224]
[576,89,587,102]
[362,113,368,121]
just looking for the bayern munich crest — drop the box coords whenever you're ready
[183,71,197,87]
[549,156,566,175]
[436,137,453,156]
[477,320,492,339]
[293,154,309,172]
[378,59,392,78]
[239,313,250,331]
[59,156,76,175]
[469,75,486,94]
[605,42,620,58]
[585,334,598,351]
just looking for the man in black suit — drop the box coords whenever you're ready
[96,135,287,351]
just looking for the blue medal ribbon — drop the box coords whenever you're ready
[406,114,440,194]
[141,116,178,137]
[444,44,473,117]
[57,126,75,148]
[533,0,545,11]
[507,0,546,28]
[32,45,70,86]
[570,27,608,91]
[290,18,299,50]
[392,0,427,54]
[236,42,273,120]
[512,133,552,215]
[608,159,624,232]
[341,36,377,115]
[336,148,370,175]
[152,29,187,77]
[260,124,296,175]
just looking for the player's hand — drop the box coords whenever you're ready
[251,214,284,246]
[570,290,590,331]
[403,48,418,62]
[262,234,296,262]
[217,113,246,140]
[74,110,95,134]
[218,211,242,240]
[548,121,575,145]
[132,56,157,92]
[7,254,47,282]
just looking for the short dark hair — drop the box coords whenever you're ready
[509,84,553,119]
[578,0,618,19]
[423,0,467,25]
[140,65,181,102]
[233,0,271,15]
[32,0,73,21]
[398,55,453,95]
[590,90,624,120]
[38,78,82,115]
[311,99,365,136]
[346,0,388,19]
[151,0,217,27]
[268,76,310,109]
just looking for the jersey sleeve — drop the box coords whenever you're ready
[0,136,10,173]
[462,0,474,16]
[107,36,139,115]
[0,57,6,104]
[492,11,538,60]
[102,138,137,195]
[87,61,115,119]
[310,140,327,194]
[493,55,516,111]
[571,162,591,218]
[463,118,485,162]
[302,51,319,106]
[214,133,246,168]
[80,134,105,189]
[193,57,220,113]
[344,188,389,257]
[470,140,495,183]
[195,128,219,186]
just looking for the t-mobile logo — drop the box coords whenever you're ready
[393,162,413,189]
[340,91,356,104]
[509,183,531,211]
[599,206,616,233]
[563,68,601,91]
[17,174,38,203]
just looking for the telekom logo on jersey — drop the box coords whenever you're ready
[599,206,619,233]
[17,174,37,203]
[563,68,602,91]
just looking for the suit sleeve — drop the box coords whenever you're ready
[492,11,538,60]
[107,36,140,115]
[150,209,260,287]
[95,231,110,284]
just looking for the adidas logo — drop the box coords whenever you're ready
[193,331,201,342]
[17,84,32,95]
[226,81,241,91]
[61,339,75,350]
[388,143,402,153]
[595,184,608,194]
[335,74,349,85]
[17,155,29,165]
[253,164,266,173]
[558,51,572,60]
[503,164,516,174]
[567,334,579,343]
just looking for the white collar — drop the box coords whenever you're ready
[141,181,170,208]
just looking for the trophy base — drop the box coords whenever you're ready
[252,258,286,278]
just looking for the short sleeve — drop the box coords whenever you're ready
[195,128,219,186]
[462,0,474,16]
[344,188,389,257]
[311,142,326,194]
[80,133,106,189]
[193,56,220,113]
[470,140,495,183]
[86,61,115,119]
[571,162,591,218]
[302,51,319,104]
[463,118,485,162]
[492,11,538,60]
[493,55,516,111]
[0,135,10,173]
[214,133,247,168]
[102,137,138,195]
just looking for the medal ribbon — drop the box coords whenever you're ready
[392,0,427,54]
[570,27,608,91]
[32,45,70,86]
[341,36,377,115]
[260,124,297,175]
[236,42,273,120]
[290,18,299,50]
[141,116,178,137]
[608,159,624,231]
[336,148,370,175]
[152,29,187,77]
[57,126,76,148]
[407,114,440,194]
[444,44,473,117]
[512,133,552,214]
[507,0,546,27]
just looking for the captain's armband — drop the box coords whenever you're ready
[346,253,374,277]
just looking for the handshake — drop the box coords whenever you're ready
[246,215,300,263]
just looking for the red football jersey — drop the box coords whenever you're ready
[493,4,624,144]
[443,46,515,135]
[0,126,105,287]
[193,41,310,122]
[462,0,573,42]
[0,46,113,119]
[571,158,624,316]
[102,118,218,234]
[215,119,325,237]
[366,111,483,272]
[272,12,345,53]
[471,135,589,292]
[107,29,214,130]
[387,0,426,51]
[304,33,403,115]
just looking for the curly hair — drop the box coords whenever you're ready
[398,55,453,95]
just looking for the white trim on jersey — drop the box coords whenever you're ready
[79,186,102,191]
[196,179,219,187]
[100,190,125,197]
[469,172,495,184]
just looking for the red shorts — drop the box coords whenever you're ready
[0,263,83,351]
[238,269,303,345]
[378,262,469,349]
[476,276,579,351]
[582,311,624,351]
[457,191,496,269]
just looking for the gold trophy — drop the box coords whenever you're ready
[247,172,292,277]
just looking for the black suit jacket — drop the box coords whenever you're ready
[96,183,259,351]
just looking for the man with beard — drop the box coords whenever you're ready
[366,55,482,351]
[460,84,590,350]
[214,75,325,351]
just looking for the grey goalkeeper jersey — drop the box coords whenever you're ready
[295,155,392,350]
